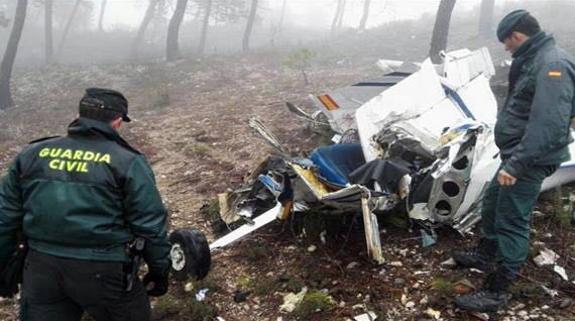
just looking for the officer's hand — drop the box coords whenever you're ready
[498,169,517,186]
[143,272,169,297]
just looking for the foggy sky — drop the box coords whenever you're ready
[98,0,523,31]
[0,0,546,34]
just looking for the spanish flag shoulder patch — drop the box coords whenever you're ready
[548,70,562,78]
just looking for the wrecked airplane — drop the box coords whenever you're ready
[169,48,575,278]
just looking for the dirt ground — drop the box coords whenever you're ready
[0,52,574,321]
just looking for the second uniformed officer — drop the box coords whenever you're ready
[0,88,171,320]
[453,11,575,312]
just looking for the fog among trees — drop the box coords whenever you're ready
[0,0,571,68]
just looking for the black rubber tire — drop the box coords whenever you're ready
[169,228,211,281]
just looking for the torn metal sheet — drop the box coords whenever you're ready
[441,47,495,88]
[356,59,446,162]
[290,162,397,212]
[371,123,437,165]
[209,203,282,251]
[362,196,385,264]
[248,117,288,155]
[285,102,315,121]
[290,163,333,199]
[289,162,368,203]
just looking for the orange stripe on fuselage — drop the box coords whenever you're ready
[318,95,339,111]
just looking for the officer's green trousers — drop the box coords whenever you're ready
[480,165,557,276]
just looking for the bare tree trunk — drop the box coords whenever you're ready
[166,0,188,61]
[0,10,10,28]
[132,0,158,58]
[336,0,346,29]
[0,0,28,110]
[331,0,343,34]
[57,0,81,56]
[242,0,258,52]
[45,0,53,64]
[478,0,495,39]
[278,0,287,33]
[98,0,107,32]
[358,0,371,31]
[428,0,457,64]
[198,0,212,55]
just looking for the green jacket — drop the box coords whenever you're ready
[495,32,575,178]
[0,118,170,274]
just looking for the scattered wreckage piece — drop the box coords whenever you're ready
[353,311,378,321]
[173,47,575,271]
[533,248,560,267]
[248,118,288,155]
[209,203,282,251]
[361,196,385,264]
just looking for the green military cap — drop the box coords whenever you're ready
[497,9,529,42]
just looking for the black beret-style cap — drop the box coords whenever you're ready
[79,88,131,122]
[497,9,529,42]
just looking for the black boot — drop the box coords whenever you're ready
[452,238,497,272]
[455,268,514,312]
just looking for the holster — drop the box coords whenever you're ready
[123,237,145,292]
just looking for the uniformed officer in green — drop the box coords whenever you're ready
[452,11,575,312]
[0,88,171,320]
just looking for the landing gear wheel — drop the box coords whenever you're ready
[169,228,211,281]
